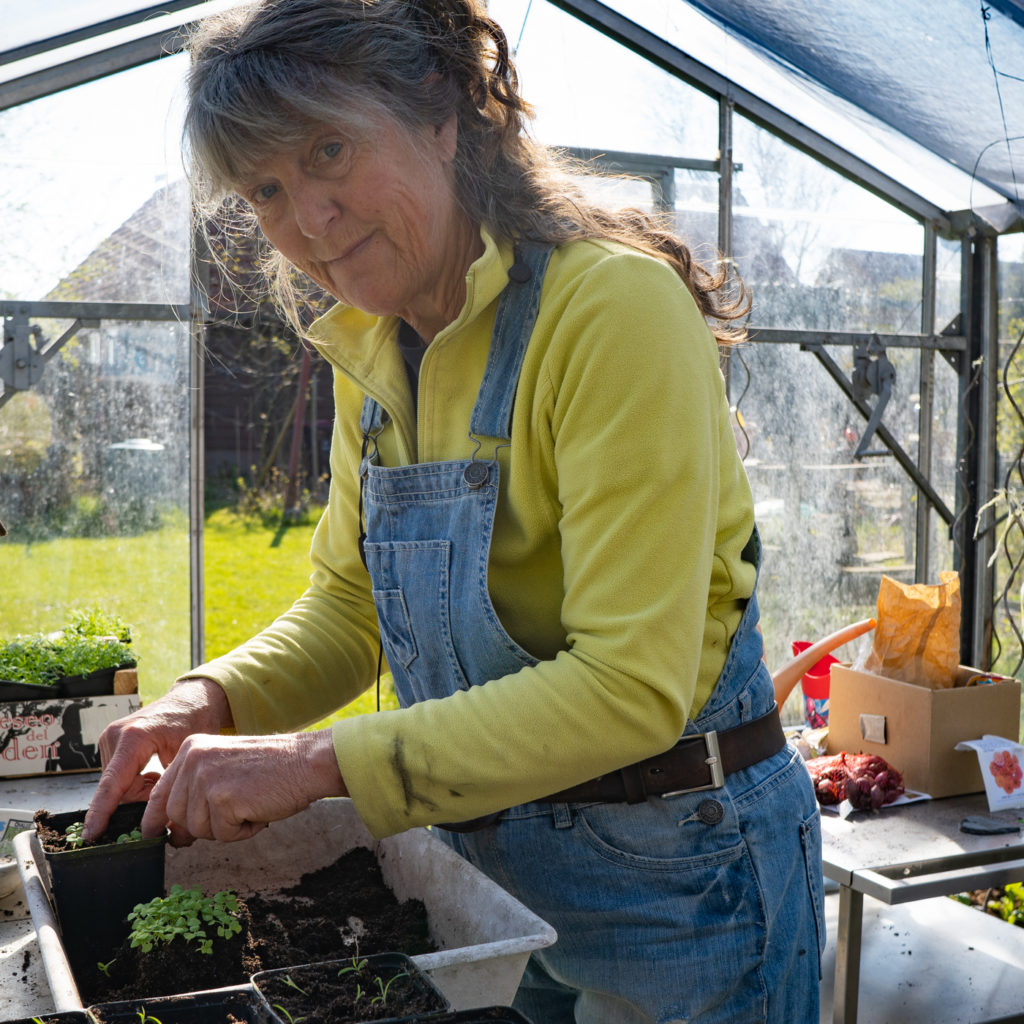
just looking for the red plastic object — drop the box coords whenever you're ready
[790,641,838,700]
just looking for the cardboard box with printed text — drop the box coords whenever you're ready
[0,669,139,779]
[826,665,1022,798]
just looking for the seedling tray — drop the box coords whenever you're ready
[17,797,556,1012]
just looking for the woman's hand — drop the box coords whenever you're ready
[140,729,347,845]
[83,677,232,842]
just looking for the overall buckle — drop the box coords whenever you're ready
[661,731,725,798]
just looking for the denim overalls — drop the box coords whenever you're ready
[359,244,824,1024]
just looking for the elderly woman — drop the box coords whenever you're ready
[86,1,824,1020]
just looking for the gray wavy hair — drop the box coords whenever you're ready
[185,0,748,339]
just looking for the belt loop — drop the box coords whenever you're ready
[552,802,573,828]
[620,764,648,804]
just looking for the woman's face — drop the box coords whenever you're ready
[237,113,474,335]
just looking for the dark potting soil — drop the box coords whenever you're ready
[256,957,447,1022]
[76,847,435,1008]
[34,809,129,851]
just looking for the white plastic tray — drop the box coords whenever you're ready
[16,797,556,1012]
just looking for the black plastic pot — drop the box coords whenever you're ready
[35,802,166,981]
[0,678,58,700]
[412,1010,534,1023]
[56,663,134,698]
[253,953,449,1023]
[1,1014,92,1024]
[88,985,271,1024]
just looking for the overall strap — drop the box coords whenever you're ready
[359,241,553,448]
[470,242,553,442]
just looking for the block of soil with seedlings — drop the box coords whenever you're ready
[78,846,434,1006]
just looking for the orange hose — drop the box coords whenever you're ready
[771,618,876,707]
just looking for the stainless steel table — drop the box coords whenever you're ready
[822,793,1024,1024]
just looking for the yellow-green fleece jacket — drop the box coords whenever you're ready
[181,226,758,838]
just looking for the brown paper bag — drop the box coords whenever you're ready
[862,571,961,688]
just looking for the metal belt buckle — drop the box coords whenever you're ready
[661,731,725,798]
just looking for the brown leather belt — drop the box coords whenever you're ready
[540,706,786,805]
[438,707,786,832]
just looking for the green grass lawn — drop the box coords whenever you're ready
[0,508,394,725]
[202,507,396,725]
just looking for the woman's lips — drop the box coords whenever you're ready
[335,232,374,263]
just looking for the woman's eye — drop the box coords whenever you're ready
[321,140,343,161]
[250,183,278,205]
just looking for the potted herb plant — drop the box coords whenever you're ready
[0,635,61,699]
[252,953,449,1024]
[81,882,261,1007]
[0,608,137,700]
[32,803,166,982]
[52,608,136,698]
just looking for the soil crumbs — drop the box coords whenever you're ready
[79,847,435,1008]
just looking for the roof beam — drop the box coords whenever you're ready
[547,0,953,233]
[0,2,201,68]
[0,27,189,111]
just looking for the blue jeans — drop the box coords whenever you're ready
[441,589,824,1024]
[443,743,824,1024]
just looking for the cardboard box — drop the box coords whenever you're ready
[0,692,140,779]
[826,665,1022,798]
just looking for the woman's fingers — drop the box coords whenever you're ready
[142,732,337,844]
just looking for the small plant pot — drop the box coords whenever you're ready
[0,678,57,700]
[88,985,269,1023]
[1,1015,93,1024]
[253,953,449,1023]
[56,664,131,698]
[412,1010,535,1023]
[33,802,166,981]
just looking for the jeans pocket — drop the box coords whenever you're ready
[799,808,827,976]
[371,587,417,669]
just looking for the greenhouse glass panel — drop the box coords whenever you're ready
[733,114,924,333]
[0,56,191,700]
[489,0,720,163]
[993,235,1024,681]
[0,55,189,303]
[604,0,1008,215]
[673,169,720,256]
[735,332,938,689]
[936,236,963,335]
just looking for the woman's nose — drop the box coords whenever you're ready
[291,182,337,239]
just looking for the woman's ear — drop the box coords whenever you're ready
[435,112,458,163]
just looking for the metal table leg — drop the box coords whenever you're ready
[833,885,863,1024]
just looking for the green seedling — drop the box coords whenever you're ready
[116,828,144,844]
[127,884,242,955]
[371,970,409,1006]
[336,955,368,976]
[97,958,116,977]
[135,1012,162,1024]
[272,1005,306,1024]
[63,821,85,849]
[280,974,308,996]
